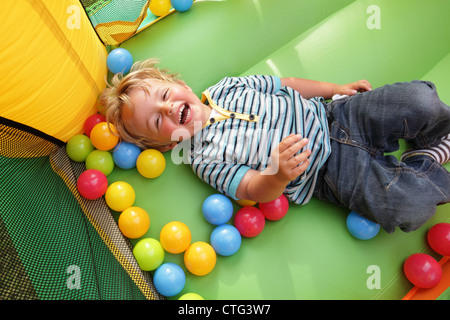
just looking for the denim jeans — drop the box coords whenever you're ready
[313,81,450,233]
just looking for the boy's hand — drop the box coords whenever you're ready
[263,134,311,185]
[333,80,372,96]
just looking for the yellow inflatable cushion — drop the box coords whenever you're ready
[0,0,107,142]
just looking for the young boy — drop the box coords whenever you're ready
[101,59,450,233]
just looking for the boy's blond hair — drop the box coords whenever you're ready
[100,58,184,150]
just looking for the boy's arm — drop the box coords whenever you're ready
[235,134,310,203]
[281,77,371,99]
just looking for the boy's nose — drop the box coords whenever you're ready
[161,102,173,115]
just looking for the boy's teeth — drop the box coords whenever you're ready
[179,104,190,124]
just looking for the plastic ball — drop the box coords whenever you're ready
[105,181,135,212]
[153,263,186,297]
[427,223,450,256]
[66,134,94,162]
[160,221,192,254]
[90,122,119,151]
[236,199,257,207]
[136,149,166,178]
[210,224,241,256]
[150,0,171,16]
[85,150,114,176]
[234,206,265,237]
[259,194,289,221]
[403,253,442,288]
[77,169,108,200]
[346,211,380,240]
[202,194,234,225]
[107,48,133,74]
[83,113,106,137]
[113,141,141,169]
[184,242,216,276]
[133,238,165,271]
[178,293,204,300]
[118,206,150,239]
[171,0,193,12]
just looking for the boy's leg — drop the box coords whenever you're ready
[338,80,450,152]
[314,80,450,232]
[401,133,450,164]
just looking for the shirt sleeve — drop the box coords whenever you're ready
[190,151,251,200]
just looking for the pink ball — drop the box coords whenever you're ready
[234,207,265,237]
[84,113,106,137]
[403,253,442,288]
[77,169,108,200]
[259,194,289,221]
[427,223,450,256]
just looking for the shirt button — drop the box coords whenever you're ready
[249,114,255,120]
[230,113,235,119]
[210,118,215,124]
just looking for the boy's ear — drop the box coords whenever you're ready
[159,142,178,152]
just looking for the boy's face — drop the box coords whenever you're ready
[122,79,210,149]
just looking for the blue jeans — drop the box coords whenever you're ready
[314,81,450,233]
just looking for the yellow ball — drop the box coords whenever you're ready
[149,0,171,16]
[160,221,192,254]
[179,293,204,300]
[184,241,216,276]
[105,181,135,212]
[118,206,150,239]
[136,149,166,178]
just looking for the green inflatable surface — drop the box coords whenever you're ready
[108,0,450,299]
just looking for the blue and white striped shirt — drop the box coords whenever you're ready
[189,75,331,204]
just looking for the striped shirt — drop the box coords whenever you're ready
[189,75,331,204]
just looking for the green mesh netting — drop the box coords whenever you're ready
[0,117,162,299]
[80,0,150,45]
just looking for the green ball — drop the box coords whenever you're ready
[133,238,165,271]
[85,150,114,176]
[66,134,94,162]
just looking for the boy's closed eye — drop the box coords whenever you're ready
[156,115,161,130]
[163,88,169,100]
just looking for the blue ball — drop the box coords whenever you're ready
[113,141,141,169]
[202,194,233,225]
[210,224,241,256]
[153,263,185,297]
[346,211,380,240]
[107,48,133,74]
[170,0,193,12]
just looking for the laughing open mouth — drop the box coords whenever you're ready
[179,103,191,124]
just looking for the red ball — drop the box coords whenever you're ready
[259,194,289,221]
[403,253,442,288]
[234,207,265,237]
[77,169,108,200]
[427,223,450,256]
[84,113,106,137]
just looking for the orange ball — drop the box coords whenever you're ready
[118,206,150,239]
[236,199,257,207]
[184,241,216,276]
[160,221,192,254]
[90,122,119,151]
